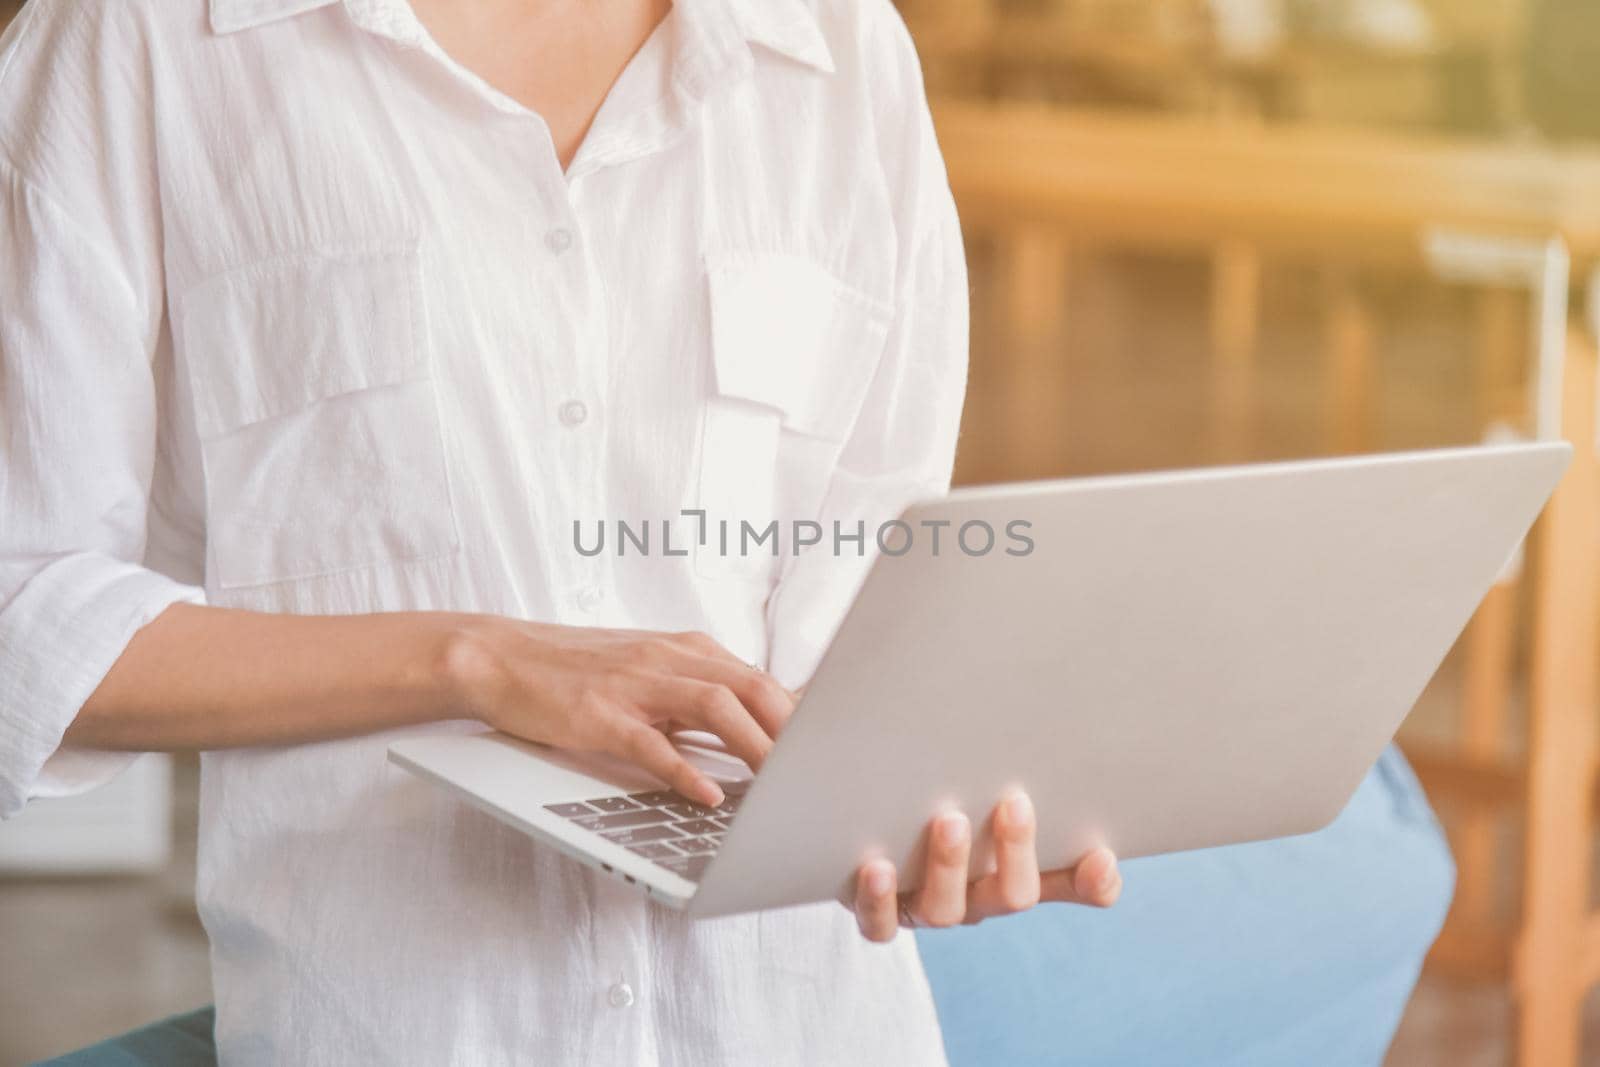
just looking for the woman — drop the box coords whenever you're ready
[0,0,1120,1063]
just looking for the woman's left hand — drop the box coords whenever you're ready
[849,791,1121,942]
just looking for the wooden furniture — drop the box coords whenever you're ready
[939,101,1600,468]
[902,0,1508,132]
[933,99,1600,1066]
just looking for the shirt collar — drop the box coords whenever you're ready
[726,0,834,74]
[209,0,338,35]
[208,0,835,74]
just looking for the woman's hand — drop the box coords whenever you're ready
[444,619,793,808]
[850,792,1121,942]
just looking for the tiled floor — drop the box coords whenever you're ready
[0,756,210,1065]
[1392,979,1600,1066]
[0,873,212,1064]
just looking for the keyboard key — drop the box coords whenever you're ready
[676,836,717,854]
[662,854,713,880]
[713,797,742,815]
[571,809,672,832]
[628,791,680,807]
[709,817,731,831]
[587,796,641,813]
[675,819,719,836]
[664,802,715,819]
[544,802,596,818]
[627,842,682,860]
[601,823,684,846]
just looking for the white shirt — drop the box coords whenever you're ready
[0,0,967,1063]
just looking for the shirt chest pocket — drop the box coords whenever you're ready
[695,254,892,582]
[178,244,459,592]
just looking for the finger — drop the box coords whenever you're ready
[967,791,1041,921]
[1040,847,1122,908]
[602,716,725,808]
[660,634,797,735]
[909,811,971,928]
[666,630,748,668]
[853,860,900,943]
[680,656,796,740]
[655,678,774,771]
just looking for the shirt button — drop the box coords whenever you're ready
[576,586,604,612]
[607,981,634,1008]
[559,400,589,427]
[546,227,573,255]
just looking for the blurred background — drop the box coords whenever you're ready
[3,0,1600,1063]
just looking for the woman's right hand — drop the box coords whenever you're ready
[442,620,795,807]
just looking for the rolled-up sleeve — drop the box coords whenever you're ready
[765,16,969,689]
[0,153,204,818]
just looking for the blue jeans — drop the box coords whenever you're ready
[918,746,1453,1066]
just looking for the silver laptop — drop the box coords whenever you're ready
[389,442,1569,918]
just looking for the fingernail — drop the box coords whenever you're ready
[866,863,893,897]
[1098,860,1121,896]
[1005,792,1033,826]
[937,812,969,847]
[699,781,725,807]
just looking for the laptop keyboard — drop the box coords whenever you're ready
[544,780,749,882]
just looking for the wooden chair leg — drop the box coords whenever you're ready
[1453,581,1518,927]
[1209,240,1260,461]
[1476,287,1526,431]
[1453,287,1529,929]
[1002,228,1072,478]
[1325,276,1376,454]
[1514,321,1600,1067]
[1006,228,1069,350]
